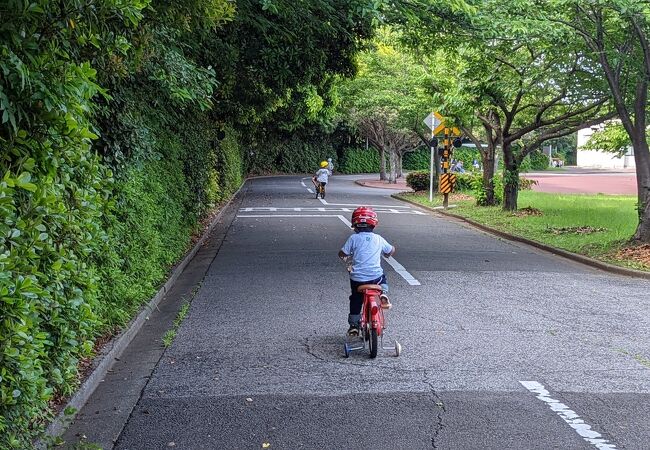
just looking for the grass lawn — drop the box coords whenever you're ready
[399,190,650,272]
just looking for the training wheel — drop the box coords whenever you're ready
[394,341,402,357]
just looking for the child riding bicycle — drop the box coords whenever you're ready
[313,161,331,193]
[338,206,395,336]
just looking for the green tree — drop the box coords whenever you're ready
[547,0,650,242]
[337,29,432,182]
[394,0,615,210]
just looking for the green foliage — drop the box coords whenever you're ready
[527,151,551,171]
[403,148,429,170]
[406,171,430,191]
[583,123,636,156]
[338,148,381,174]
[519,150,551,172]
[162,301,190,348]
[470,173,503,205]
[247,128,335,174]
[0,0,375,444]
[0,1,150,444]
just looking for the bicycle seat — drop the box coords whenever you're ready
[356,284,383,293]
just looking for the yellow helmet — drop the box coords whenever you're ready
[320,161,328,168]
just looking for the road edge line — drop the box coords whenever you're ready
[392,193,650,281]
[44,180,248,440]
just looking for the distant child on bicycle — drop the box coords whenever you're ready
[313,161,331,192]
[338,206,395,336]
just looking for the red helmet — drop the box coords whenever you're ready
[351,206,378,228]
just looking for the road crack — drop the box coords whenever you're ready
[423,369,446,449]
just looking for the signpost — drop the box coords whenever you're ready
[423,112,441,202]
[423,112,462,208]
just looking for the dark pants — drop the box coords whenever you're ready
[348,274,386,326]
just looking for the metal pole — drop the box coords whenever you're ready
[429,144,434,202]
[443,130,449,209]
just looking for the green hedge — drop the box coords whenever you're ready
[246,129,335,174]
[337,147,381,174]
[403,148,429,170]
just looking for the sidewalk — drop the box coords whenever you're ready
[356,169,638,195]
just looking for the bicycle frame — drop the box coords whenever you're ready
[360,287,384,337]
[343,284,401,358]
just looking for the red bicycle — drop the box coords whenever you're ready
[344,283,401,358]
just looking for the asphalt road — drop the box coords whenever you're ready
[76,175,650,449]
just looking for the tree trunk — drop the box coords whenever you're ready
[502,142,519,211]
[632,134,650,242]
[481,152,496,206]
[397,152,404,179]
[379,147,387,180]
[388,149,398,183]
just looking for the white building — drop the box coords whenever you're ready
[576,126,635,169]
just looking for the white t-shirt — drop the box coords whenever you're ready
[315,168,331,183]
[341,232,393,282]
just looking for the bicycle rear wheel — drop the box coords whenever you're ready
[368,328,378,358]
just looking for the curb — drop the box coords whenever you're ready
[354,179,412,191]
[392,194,650,280]
[45,180,247,439]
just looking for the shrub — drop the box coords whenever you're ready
[454,173,477,191]
[528,151,550,171]
[406,171,431,191]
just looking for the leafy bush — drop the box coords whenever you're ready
[454,173,476,191]
[406,171,431,191]
[337,147,380,174]
[520,150,550,172]
[0,0,372,444]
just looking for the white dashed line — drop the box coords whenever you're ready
[307,189,314,193]
[382,256,421,286]
[520,381,617,450]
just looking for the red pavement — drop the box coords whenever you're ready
[356,169,638,195]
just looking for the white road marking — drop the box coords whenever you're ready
[301,181,307,187]
[520,381,617,450]
[238,215,347,218]
[337,215,352,227]
[383,256,421,286]
[239,207,424,215]
[307,189,314,193]
[321,198,412,208]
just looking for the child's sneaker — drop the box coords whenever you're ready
[347,325,359,337]
[380,294,392,310]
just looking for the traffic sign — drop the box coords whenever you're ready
[423,112,442,131]
[439,173,456,194]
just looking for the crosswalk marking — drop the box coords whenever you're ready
[239,207,425,215]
